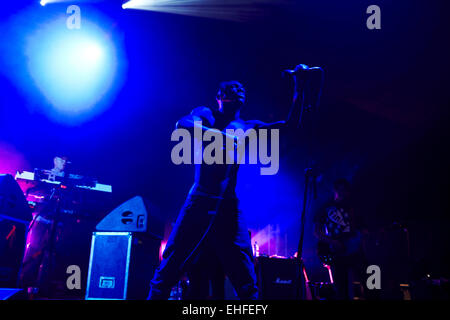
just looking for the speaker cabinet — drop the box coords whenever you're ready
[0,220,26,287]
[0,174,30,287]
[0,174,31,224]
[255,257,305,300]
[85,232,160,300]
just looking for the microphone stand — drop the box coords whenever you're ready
[296,167,319,300]
[290,66,323,300]
[297,168,318,262]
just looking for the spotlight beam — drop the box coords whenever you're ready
[40,0,108,5]
[122,0,291,22]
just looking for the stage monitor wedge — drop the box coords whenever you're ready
[96,196,164,240]
[0,288,24,300]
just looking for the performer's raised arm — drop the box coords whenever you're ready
[176,106,236,140]
[247,63,323,130]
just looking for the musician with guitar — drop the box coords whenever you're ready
[314,178,367,300]
[148,64,320,300]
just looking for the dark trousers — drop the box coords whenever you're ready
[185,247,225,300]
[148,194,258,300]
[331,252,365,300]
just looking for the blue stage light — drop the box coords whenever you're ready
[25,16,123,124]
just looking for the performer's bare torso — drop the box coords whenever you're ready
[190,108,255,199]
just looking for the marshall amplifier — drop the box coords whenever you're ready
[85,232,161,300]
[255,256,305,300]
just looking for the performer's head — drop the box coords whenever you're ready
[53,156,68,173]
[333,178,352,202]
[216,81,245,116]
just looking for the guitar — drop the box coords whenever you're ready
[317,231,362,265]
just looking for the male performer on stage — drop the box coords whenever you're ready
[314,178,367,299]
[48,156,69,181]
[148,64,318,300]
[20,155,70,296]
